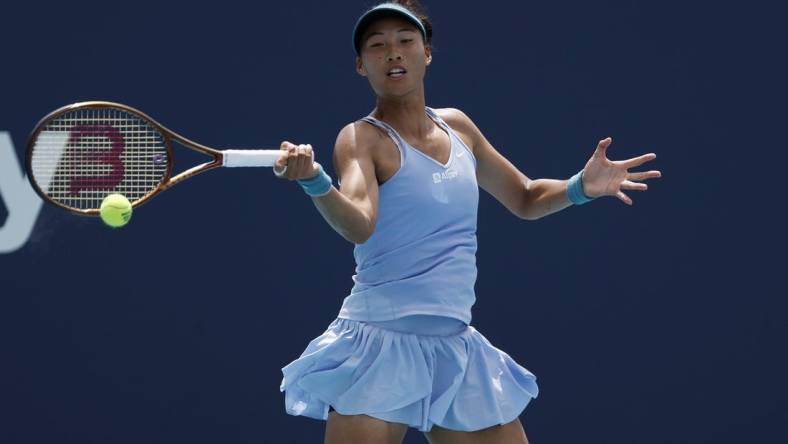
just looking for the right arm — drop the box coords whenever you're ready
[274,123,379,244]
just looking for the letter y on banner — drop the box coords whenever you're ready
[0,132,44,254]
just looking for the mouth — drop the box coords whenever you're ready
[387,67,407,78]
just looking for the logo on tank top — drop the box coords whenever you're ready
[432,168,459,184]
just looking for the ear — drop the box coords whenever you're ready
[425,46,433,66]
[356,56,368,77]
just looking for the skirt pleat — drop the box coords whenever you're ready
[280,317,538,432]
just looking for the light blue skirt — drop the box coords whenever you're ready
[280,315,539,432]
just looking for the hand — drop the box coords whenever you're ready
[581,137,662,205]
[273,141,321,180]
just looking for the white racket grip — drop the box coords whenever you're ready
[222,149,284,167]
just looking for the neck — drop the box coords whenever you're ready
[371,87,432,138]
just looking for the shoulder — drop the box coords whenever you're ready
[433,107,473,127]
[432,107,480,150]
[335,120,390,154]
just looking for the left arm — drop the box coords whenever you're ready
[439,109,662,220]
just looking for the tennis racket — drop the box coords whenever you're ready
[26,101,284,215]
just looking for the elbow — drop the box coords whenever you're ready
[514,196,539,221]
[515,193,548,221]
[347,231,372,245]
[516,180,542,221]
[516,208,541,221]
[344,220,375,245]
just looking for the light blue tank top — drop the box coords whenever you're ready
[338,108,479,324]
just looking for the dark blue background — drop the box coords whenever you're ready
[1,1,785,442]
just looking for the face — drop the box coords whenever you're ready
[356,16,432,99]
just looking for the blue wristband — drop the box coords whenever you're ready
[297,163,333,197]
[567,169,596,205]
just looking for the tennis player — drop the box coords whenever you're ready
[275,1,661,443]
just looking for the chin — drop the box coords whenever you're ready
[375,83,420,99]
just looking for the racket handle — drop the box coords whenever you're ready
[222,149,284,167]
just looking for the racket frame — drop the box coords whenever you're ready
[26,101,229,216]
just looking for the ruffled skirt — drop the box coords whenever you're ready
[280,316,539,432]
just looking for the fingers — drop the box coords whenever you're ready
[274,141,294,176]
[594,137,613,157]
[622,153,657,168]
[618,170,660,203]
[621,180,647,191]
[293,144,313,177]
[616,190,633,205]
[628,170,662,181]
[595,137,659,172]
[286,145,301,180]
[300,144,314,172]
[276,142,316,180]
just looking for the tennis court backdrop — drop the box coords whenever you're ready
[0,1,784,443]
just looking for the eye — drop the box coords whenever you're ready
[369,42,384,48]
[401,38,414,44]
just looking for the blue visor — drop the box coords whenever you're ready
[352,3,428,54]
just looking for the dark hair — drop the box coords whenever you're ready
[384,0,433,47]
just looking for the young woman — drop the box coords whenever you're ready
[274,2,661,443]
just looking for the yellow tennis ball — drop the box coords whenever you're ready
[100,194,133,228]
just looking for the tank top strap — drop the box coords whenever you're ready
[426,107,476,167]
[363,109,452,143]
[425,107,452,134]
[360,116,406,152]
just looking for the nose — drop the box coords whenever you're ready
[386,52,403,62]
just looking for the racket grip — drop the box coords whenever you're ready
[222,149,284,167]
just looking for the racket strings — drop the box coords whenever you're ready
[30,107,169,211]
